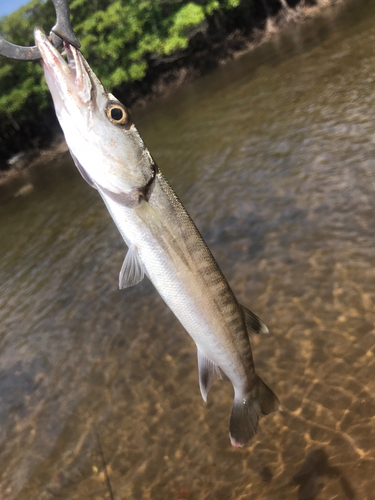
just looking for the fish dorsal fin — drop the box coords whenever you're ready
[197,349,222,402]
[69,149,96,189]
[119,245,145,289]
[241,305,269,337]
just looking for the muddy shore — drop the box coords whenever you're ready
[0,0,345,187]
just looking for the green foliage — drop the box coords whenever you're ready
[0,0,56,149]
[69,0,221,88]
[0,0,253,161]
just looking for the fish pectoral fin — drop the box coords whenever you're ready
[136,200,162,228]
[119,245,145,289]
[241,305,269,337]
[197,349,222,402]
[69,149,97,189]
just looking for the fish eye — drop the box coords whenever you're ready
[106,102,129,126]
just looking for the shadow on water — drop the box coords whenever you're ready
[294,448,356,500]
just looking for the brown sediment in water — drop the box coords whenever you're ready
[0,0,346,187]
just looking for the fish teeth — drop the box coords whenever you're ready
[68,59,76,73]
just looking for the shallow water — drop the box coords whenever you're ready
[1,0,375,498]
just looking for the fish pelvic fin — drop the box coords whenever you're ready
[119,244,145,289]
[197,349,222,402]
[229,376,280,448]
[241,305,269,337]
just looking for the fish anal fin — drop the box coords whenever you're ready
[119,245,145,289]
[69,148,96,189]
[197,349,222,402]
[241,305,269,337]
[229,376,279,448]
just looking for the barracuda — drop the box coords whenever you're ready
[34,27,280,447]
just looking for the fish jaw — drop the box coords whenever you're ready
[34,27,107,189]
[34,27,156,198]
[34,28,91,125]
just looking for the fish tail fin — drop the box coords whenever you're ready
[229,376,279,448]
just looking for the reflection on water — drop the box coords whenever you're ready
[1,0,375,498]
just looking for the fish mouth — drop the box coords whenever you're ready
[34,27,91,103]
[62,39,86,89]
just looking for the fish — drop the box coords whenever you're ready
[34,27,280,447]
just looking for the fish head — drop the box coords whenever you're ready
[34,27,155,198]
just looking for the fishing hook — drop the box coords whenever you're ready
[0,0,80,61]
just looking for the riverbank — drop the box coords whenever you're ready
[0,0,346,187]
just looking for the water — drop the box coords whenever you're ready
[1,1,375,498]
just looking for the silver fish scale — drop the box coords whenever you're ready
[147,172,257,387]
